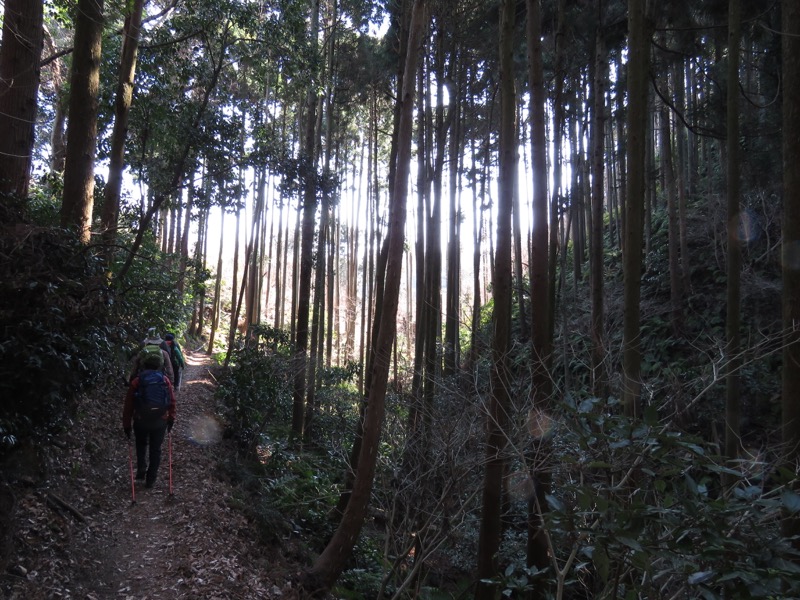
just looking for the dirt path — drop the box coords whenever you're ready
[2,351,295,599]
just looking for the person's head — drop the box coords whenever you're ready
[164,333,175,341]
[142,353,162,370]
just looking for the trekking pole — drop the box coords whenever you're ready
[168,430,174,497]
[128,439,136,505]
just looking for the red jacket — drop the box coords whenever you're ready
[122,372,177,429]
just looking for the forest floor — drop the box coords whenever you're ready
[1,351,301,599]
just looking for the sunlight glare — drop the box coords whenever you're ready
[186,414,222,446]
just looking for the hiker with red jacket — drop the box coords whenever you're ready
[123,352,177,489]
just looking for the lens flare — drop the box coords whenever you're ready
[733,209,760,244]
[186,414,222,446]
[527,408,554,440]
[508,470,536,501]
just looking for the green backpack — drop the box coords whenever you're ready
[139,343,165,370]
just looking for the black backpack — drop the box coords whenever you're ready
[134,369,170,424]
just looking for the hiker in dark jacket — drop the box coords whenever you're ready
[123,353,177,489]
[163,333,186,389]
[129,334,174,385]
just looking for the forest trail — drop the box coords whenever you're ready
[2,351,295,599]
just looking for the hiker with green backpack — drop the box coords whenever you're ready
[123,351,177,489]
[129,332,174,385]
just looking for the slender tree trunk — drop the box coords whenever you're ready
[207,207,225,353]
[302,0,426,591]
[475,0,515,596]
[673,58,690,295]
[724,0,742,484]
[590,20,607,398]
[660,102,683,334]
[230,193,242,342]
[525,0,552,583]
[304,194,329,440]
[622,0,650,418]
[292,0,322,437]
[444,54,462,377]
[177,178,194,296]
[782,0,800,550]
[0,0,44,202]
[60,0,104,243]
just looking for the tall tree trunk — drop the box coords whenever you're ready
[302,0,426,592]
[444,54,462,378]
[409,53,427,439]
[724,0,742,484]
[177,177,194,296]
[275,199,287,330]
[525,0,552,583]
[590,20,607,398]
[207,207,225,353]
[475,0,515,596]
[0,0,44,203]
[46,22,68,176]
[292,0,322,438]
[660,102,683,334]
[99,0,144,250]
[782,0,800,551]
[60,0,104,243]
[673,58,690,296]
[622,0,650,418]
[304,194,329,440]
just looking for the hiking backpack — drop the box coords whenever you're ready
[139,343,165,370]
[134,369,170,424]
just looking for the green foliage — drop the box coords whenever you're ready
[0,227,122,453]
[216,325,294,449]
[492,397,800,599]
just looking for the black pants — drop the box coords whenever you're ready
[134,419,167,483]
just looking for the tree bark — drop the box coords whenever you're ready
[590,18,607,398]
[475,0,515,596]
[724,0,742,484]
[0,0,44,203]
[621,0,650,418]
[660,102,683,334]
[291,0,322,439]
[60,0,104,243]
[525,0,552,583]
[782,0,800,550]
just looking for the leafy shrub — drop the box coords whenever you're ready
[493,396,800,599]
[216,325,294,448]
[0,227,123,452]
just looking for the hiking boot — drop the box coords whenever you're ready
[145,470,156,488]
[136,469,146,480]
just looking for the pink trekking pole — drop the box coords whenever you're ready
[168,431,174,497]
[128,440,136,504]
